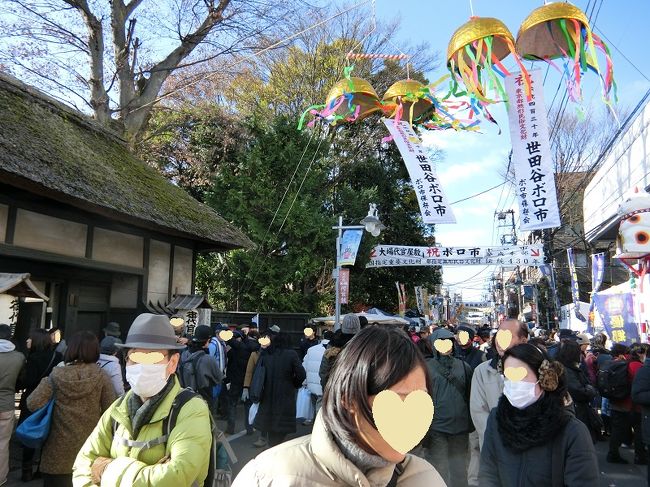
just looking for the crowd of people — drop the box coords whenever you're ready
[0,313,649,486]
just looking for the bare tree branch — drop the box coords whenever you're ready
[121,0,231,138]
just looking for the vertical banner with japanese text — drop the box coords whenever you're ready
[339,268,350,304]
[505,70,560,230]
[592,292,640,345]
[396,282,407,317]
[422,288,431,323]
[339,229,363,266]
[591,253,605,293]
[415,286,424,314]
[383,119,456,224]
[567,248,586,321]
[587,253,606,333]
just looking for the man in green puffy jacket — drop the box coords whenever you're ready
[72,313,212,487]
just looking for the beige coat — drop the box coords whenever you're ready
[469,359,503,450]
[27,362,116,474]
[244,350,259,388]
[233,411,447,487]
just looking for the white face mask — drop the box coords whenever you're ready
[503,379,541,410]
[126,363,168,398]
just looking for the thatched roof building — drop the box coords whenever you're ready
[0,73,251,342]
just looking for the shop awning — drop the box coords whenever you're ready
[0,273,48,300]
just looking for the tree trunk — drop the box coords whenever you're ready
[120,1,231,142]
[65,0,111,124]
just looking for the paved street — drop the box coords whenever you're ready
[6,406,648,486]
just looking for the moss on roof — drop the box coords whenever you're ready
[0,74,251,251]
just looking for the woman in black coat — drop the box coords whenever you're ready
[253,332,306,447]
[17,329,62,481]
[632,355,650,486]
[480,343,598,487]
[557,340,599,442]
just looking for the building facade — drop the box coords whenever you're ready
[0,74,251,345]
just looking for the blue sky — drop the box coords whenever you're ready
[371,0,650,300]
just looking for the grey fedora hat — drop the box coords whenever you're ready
[116,313,186,350]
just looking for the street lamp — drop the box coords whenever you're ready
[360,203,386,237]
[333,203,385,331]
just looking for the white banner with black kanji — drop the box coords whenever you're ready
[505,70,561,230]
[383,119,456,224]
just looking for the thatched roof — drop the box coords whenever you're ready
[0,73,252,251]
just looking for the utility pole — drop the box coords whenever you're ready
[495,210,520,318]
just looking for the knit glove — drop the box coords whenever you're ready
[91,457,113,485]
[241,388,249,401]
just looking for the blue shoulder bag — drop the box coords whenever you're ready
[16,377,55,449]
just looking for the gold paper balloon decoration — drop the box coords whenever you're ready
[516,2,616,104]
[381,77,481,132]
[382,79,434,123]
[324,76,382,121]
[447,16,531,113]
[298,67,381,129]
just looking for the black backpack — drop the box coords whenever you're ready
[597,360,630,400]
[167,390,236,487]
[178,353,200,388]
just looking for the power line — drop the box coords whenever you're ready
[450,181,506,205]
[554,84,650,227]
[594,26,650,83]
[445,266,490,286]
[237,128,317,294]
[242,134,328,295]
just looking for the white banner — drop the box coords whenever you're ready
[367,244,544,267]
[505,70,560,230]
[415,286,424,314]
[383,119,456,224]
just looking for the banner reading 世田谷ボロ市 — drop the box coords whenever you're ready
[367,244,544,267]
[383,119,456,224]
[505,70,560,231]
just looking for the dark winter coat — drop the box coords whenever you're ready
[253,347,306,434]
[18,348,62,419]
[480,406,598,486]
[455,344,487,370]
[299,337,319,360]
[564,363,597,435]
[226,338,257,390]
[19,348,61,395]
[631,358,650,444]
[319,346,341,390]
[596,348,613,368]
[417,338,433,358]
[426,354,473,435]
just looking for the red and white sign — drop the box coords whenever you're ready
[367,244,544,267]
[339,268,350,304]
